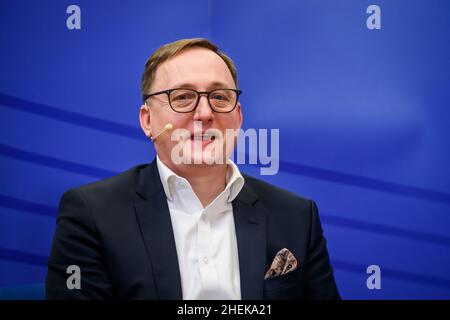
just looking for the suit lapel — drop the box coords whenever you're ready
[134,160,182,299]
[233,182,268,300]
[133,161,268,300]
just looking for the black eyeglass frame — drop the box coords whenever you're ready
[143,88,242,113]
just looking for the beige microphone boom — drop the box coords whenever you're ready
[151,123,173,142]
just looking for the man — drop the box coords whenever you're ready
[46,38,340,300]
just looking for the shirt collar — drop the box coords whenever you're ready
[156,155,244,203]
[225,158,245,202]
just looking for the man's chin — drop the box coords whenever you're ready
[184,153,227,166]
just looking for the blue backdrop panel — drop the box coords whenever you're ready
[0,0,449,299]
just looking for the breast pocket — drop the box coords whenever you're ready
[263,268,305,300]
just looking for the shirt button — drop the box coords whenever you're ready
[202,257,209,264]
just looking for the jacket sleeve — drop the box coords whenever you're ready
[305,200,341,300]
[45,188,113,299]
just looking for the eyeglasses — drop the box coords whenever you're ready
[144,88,242,113]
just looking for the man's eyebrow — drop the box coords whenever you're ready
[171,81,234,89]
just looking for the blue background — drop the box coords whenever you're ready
[1,0,449,299]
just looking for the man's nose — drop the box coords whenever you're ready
[193,94,213,121]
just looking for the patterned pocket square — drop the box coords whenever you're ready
[264,248,298,280]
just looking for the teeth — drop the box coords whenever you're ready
[192,134,213,141]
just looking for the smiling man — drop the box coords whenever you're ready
[46,38,340,300]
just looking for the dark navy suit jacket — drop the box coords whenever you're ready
[46,159,340,299]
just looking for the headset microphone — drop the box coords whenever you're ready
[150,123,173,142]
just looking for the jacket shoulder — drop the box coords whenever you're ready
[242,173,311,204]
[62,164,149,206]
[242,173,313,211]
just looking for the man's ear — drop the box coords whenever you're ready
[139,104,152,139]
[236,102,243,128]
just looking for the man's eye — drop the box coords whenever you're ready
[173,94,193,101]
[211,94,228,101]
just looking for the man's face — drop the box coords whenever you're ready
[140,47,242,169]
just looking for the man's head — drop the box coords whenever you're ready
[139,38,243,172]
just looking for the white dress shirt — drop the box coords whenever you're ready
[156,156,245,300]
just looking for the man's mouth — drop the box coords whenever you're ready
[190,133,216,142]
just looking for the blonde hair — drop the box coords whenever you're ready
[141,38,238,101]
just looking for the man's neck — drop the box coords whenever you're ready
[185,166,228,208]
[159,157,228,208]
